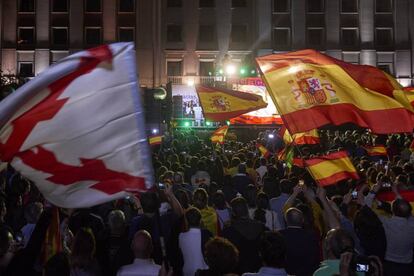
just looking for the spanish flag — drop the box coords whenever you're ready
[305,151,359,186]
[364,145,387,156]
[256,143,271,158]
[376,190,414,212]
[256,49,414,134]
[41,207,62,264]
[149,135,163,146]
[196,85,267,121]
[211,125,229,144]
[280,126,320,145]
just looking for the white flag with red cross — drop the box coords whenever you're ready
[0,43,154,208]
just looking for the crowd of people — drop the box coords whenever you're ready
[1,128,414,276]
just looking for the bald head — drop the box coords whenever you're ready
[132,230,153,259]
[324,229,354,259]
[284,208,304,228]
[392,198,412,218]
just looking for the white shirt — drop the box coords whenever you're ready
[117,258,161,276]
[249,208,281,231]
[179,228,208,276]
[256,166,268,184]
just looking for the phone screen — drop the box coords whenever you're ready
[352,191,358,198]
[356,264,369,272]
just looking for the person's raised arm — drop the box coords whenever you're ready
[164,183,184,217]
[316,187,341,230]
[283,184,303,211]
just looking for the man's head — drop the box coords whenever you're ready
[230,197,249,219]
[131,230,153,259]
[173,172,184,185]
[140,192,160,214]
[107,210,126,233]
[193,188,208,210]
[204,237,239,274]
[323,229,355,259]
[284,207,304,228]
[280,179,293,194]
[259,231,287,268]
[238,163,247,174]
[392,198,412,218]
[185,207,202,228]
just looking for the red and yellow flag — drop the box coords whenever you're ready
[149,135,163,146]
[280,126,320,145]
[256,143,271,158]
[364,145,387,156]
[305,151,359,186]
[42,207,62,264]
[196,85,267,121]
[211,125,229,144]
[256,49,414,134]
[410,140,414,152]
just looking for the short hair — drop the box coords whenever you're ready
[132,230,153,258]
[204,237,239,274]
[324,229,355,259]
[107,210,126,231]
[213,191,226,210]
[230,197,249,219]
[260,157,267,166]
[193,188,208,210]
[392,198,412,218]
[24,202,43,224]
[259,231,287,268]
[284,208,304,228]
[185,207,201,228]
[280,179,293,194]
[238,163,247,174]
[173,171,184,184]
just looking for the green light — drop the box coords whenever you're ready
[184,121,190,127]
[218,69,223,75]
[206,121,212,126]
[226,120,230,126]
[240,68,246,75]
[208,71,212,76]
[250,69,256,74]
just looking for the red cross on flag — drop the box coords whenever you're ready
[0,43,154,208]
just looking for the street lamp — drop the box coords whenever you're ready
[225,64,237,75]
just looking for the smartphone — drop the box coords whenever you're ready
[356,263,369,272]
[299,179,304,186]
[158,182,165,190]
[352,190,358,199]
[384,164,389,170]
[382,182,391,188]
[379,159,383,165]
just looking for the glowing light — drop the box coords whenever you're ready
[184,121,190,127]
[218,69,224,75]
[268,134,274,139]
[186,78,195,86]
[225,64,237,75]
[288,66,301,74]
[152,129,158,134]
[240,68,246,75]
[206,121,212,126]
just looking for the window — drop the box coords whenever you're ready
[199,25,215,42]
[52,28,68,45]
[18,27,35,44]
[274,0,290,12]
[119,0,135,12]
[232,0,247,8]
[376,28,393,46]
[308,0,324,13]
[119,28,134,42]
[167,0,182,7]
[85,0,101,12]
[52,0,68,12]
[377,63,393,75]
[376,0,392,13]
[167,61,182,76]
[167,25,182,42]
[199,61,214,76]
[273,28,290,47]
[307,28,324,46]
[85,28,102,45]
[199,0,215,8]
[341,0,358,13]
[231,25,247,43]
[341,28,358,46]
[19,0,35,12]
[19,63,34,77]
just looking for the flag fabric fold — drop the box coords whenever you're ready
[280,126,320,145]
[305,151,359,186]
[256,143,271,158]
[196,85,267,121]
[256,49,414,134]
[149,135,163,146]
[0,43,154,208]
[364,145,387,156]
[211,125,229,144]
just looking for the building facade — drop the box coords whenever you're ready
[1,0,414,88]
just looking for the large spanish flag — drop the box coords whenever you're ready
[364,145,387,156]
[211,125,229,144]
[256,49,414,134]
[196,85,267,121]
[280,126,320,145]
[149,135,163,146]
[305,151,359,186]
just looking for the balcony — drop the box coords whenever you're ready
[167,75,264,86]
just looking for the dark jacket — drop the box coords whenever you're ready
[222,218,266,274]
[280,227,321,276]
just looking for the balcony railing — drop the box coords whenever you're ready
[167,75,265,86]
